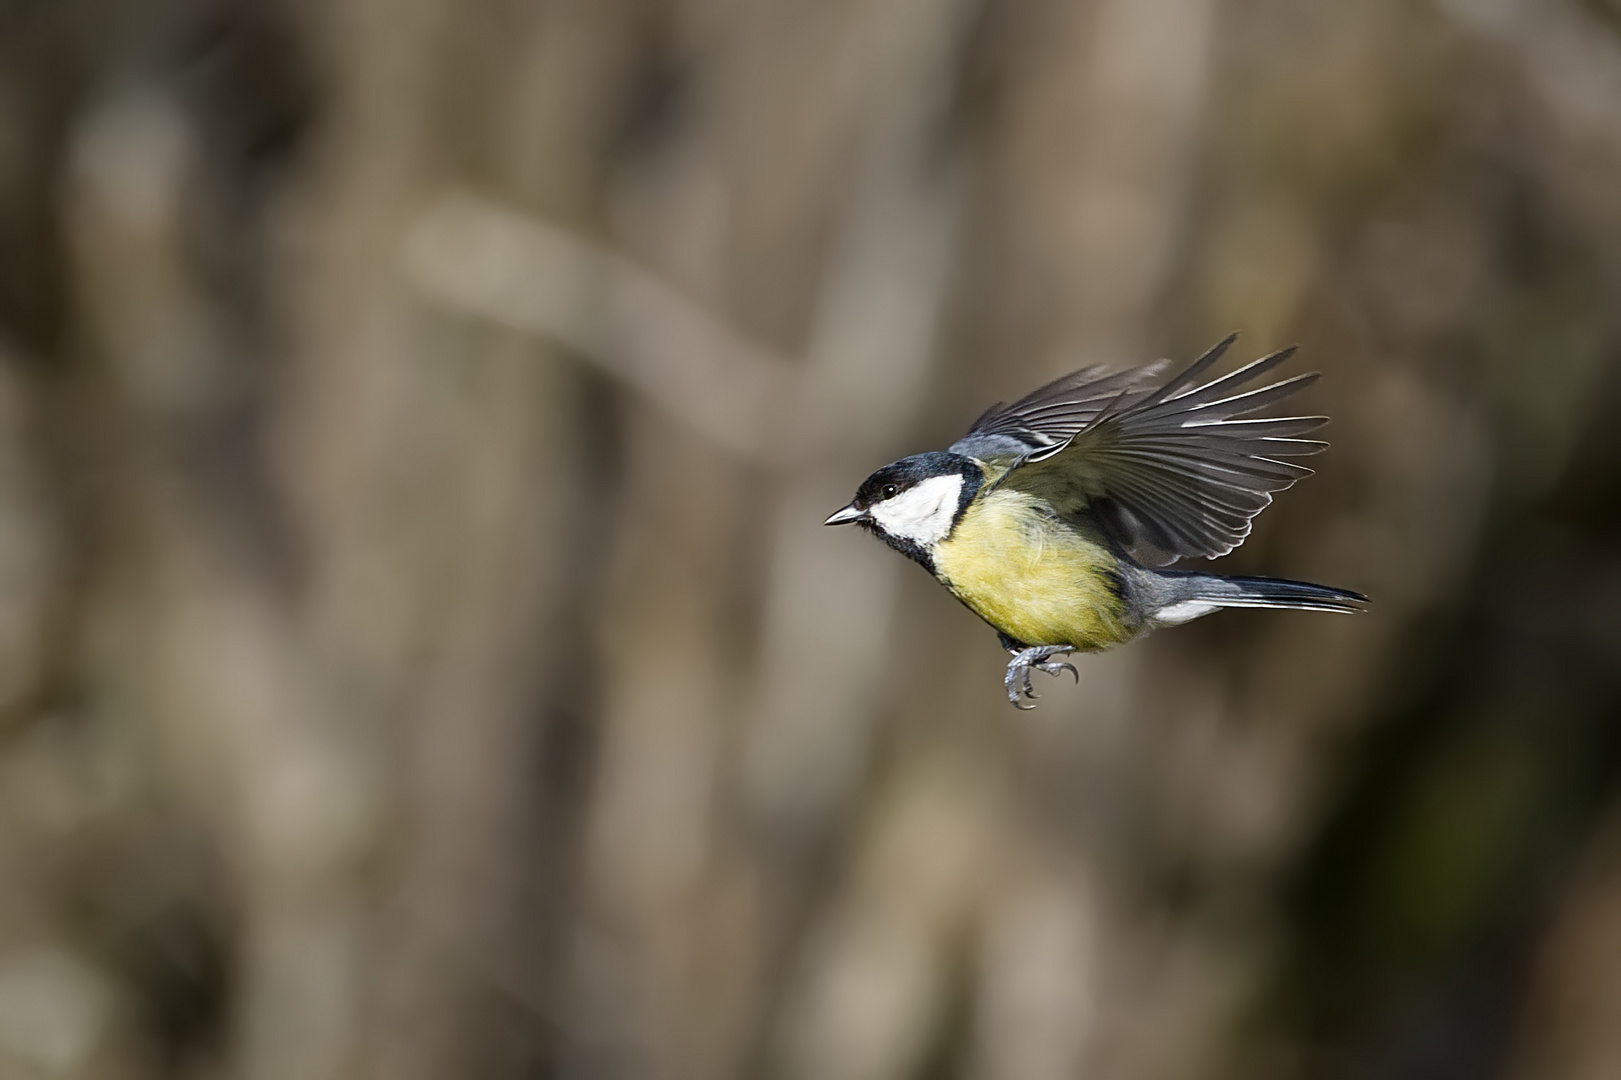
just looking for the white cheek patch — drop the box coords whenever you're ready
[869,474,965,546]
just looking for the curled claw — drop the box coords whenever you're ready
[1036,660,1078,683]
[1005,665,1035,709]
[1003,644,1079,708]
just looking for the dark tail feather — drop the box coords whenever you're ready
[1145,570,1366,624]
[1200,574,1367,613]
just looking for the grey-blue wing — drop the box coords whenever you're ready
[976,336,1331,565]
[948,361,1168,465]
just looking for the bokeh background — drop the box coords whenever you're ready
[0,0,1620,1078]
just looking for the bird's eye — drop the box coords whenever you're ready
[882,484,898,499]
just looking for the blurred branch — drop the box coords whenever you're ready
[403,192,798,463]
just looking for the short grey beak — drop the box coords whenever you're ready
[823,503,865,526]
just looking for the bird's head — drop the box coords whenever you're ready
[823,452,982,567]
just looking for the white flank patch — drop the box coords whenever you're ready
[869,473,965,547]
[1152,600,1222,625]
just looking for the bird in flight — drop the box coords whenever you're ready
[824,335,1365,707]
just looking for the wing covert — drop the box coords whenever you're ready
[948,360,1169,464]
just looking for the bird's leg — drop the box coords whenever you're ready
[1002,643,1079,709]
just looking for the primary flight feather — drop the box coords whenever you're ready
[824,335,1365,707]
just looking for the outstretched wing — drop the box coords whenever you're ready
[963,335,1330,565]
[949,362,1170,465]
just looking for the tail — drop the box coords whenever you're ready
[1143,570,1366,626]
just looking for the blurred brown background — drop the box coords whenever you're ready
[0,0,1620,1077]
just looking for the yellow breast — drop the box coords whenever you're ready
[933,489,1135,651]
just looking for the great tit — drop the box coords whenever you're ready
[824,334,1365,707]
